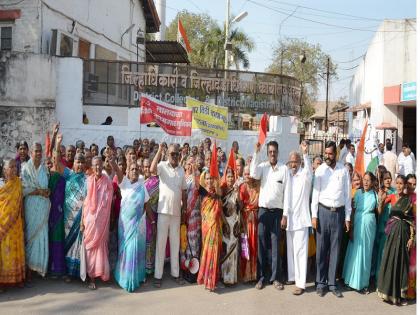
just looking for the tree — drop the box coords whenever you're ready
[267,38,337,119]
[166,10,255,69]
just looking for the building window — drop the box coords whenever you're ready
[1,26,12,51]
[60,34,73,56]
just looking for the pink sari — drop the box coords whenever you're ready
[83,175,113,281]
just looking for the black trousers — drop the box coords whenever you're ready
[315,204,345,289]
[257,207,283,283]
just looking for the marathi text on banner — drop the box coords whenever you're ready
[186,97,228,140]
[140,95,192,137]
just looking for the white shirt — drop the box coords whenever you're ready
[382,151,399,180]
[345,152,355,167]
[250,151,288,209]
[338,147,348,164]
[118,176,148,202]
[311,162,352,221]
[399,154,416,176]
[157,161,187,216]
[283,154,312,231]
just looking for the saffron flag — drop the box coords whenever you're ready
[177,19,192,53]
[354,120,368,176]
[45,131,51,158]
[258,113,268,145]
[210,141,218,178]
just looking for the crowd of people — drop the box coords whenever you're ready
[0,123,416,307]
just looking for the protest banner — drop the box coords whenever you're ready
[186,97,228,140]
[140,95,192,137]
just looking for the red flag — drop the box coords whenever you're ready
[45,131,51,158]
[354,120,368,176]
[177,19,192,53]
[221,148,237,188]
[258,113,268,145]
[210,141,218,178]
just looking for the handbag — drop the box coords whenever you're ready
[240,233,250,261]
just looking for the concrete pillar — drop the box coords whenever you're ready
[156,0,166,40]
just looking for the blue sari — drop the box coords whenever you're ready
[114,178,148,292]
[343,189,377,290]
[22,159,50,276]
[63,170,87,277]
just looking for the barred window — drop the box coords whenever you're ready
[1,27,12,51]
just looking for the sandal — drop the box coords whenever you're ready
[88,282,97,290]
[172,276,185,285]
[153,278,162,288]
[273,281,284,290]
[255,279,264,290]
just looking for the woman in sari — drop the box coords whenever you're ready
[21,142,50,278]
[373,171,396,283]
[15,140,30,176]
[406,174,416,299]
[343,172,380,292]
[239,166,259,283]
[111,158,154,292]
[197,171,223,292]
[143,158,160,275]
[0,159,25,291]
[53,134,87,280]
[221,167,241,285]
[377,175,415,305]
[180,156,201,280]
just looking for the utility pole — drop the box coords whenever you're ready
[325,57,330,132]
[224,0,231,70]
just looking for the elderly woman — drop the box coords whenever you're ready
[239,166,259,283]
[0,159,25,291]
[110,156,153,292]
[21,142,51,278]
[197,171,223,292]
[221,167,241,285]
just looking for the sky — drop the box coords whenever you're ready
[164,0,416,102]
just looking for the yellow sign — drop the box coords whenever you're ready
[186,97,228,140]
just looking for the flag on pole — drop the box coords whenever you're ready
[45,131,51,158]
[366,155,380,174]
[354,120,368,176]
[258,113,268,145]
[177,19,192,53]
[210,140,218,178]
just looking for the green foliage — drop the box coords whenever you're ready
[267,38,338,118]
[166,10,254,69]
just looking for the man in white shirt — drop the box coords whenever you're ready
[250,140,289,291]
[311,141,351,298]
[345,144,356,167]
[283,141,312,295]
[398,144,416,176]
[150,143,187,287]
[382,142,399,180]
[338,139,349,164]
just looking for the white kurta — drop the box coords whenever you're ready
[283,154,312,289]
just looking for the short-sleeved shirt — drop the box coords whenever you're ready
[157,161,187,216]
[118,176,149,203]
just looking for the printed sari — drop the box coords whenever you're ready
[145,176,159,274]
[407,193,416,299]
[48,172,66,276]
[22,159,50,276]
[239,182,259,282]
[83,175,113,281]
[63,171,86,277]
[197,188,222,291]
[377,194,414,304]
[0,177,25,285]
[114,180,148,292]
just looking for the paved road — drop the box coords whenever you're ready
[0,275,415,315]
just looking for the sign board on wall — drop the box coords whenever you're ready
[82,60,301,116]
[401,82,416,102]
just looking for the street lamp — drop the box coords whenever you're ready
[224,0,248,70]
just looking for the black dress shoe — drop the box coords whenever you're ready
[316,287,326,297]
[330,288,343,298]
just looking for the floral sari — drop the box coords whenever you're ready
[0,177,25,285]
